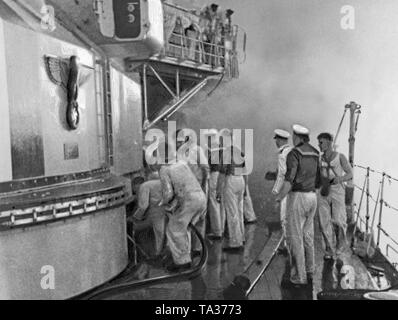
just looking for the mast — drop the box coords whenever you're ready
[346,101,361,223]
[347,101,359,167]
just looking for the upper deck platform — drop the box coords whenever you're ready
[14,0,243,78]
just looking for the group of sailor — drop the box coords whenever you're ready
[199,3,235,41]
[133,128,257,273]
[266,125,353,287]
[198,3,235,67]
[133,123,353,281]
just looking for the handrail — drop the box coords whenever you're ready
[354,171,398,266]
[167,43,224,59]
[334,103,398,270]
[355,165,398,184]
[169,32,226,51]
[354,183,398,213]
[165,31,227,67]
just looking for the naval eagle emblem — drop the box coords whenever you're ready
[44,55,92,130]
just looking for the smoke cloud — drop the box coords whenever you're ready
[170,0,398,252]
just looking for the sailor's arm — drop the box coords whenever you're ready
[333,154,353,184]
[276,181,292,202]
[134,184,150,220]
[276,151,298,202]
[272,153,288,195]
[159,167,174,206]
[315,158,322,190]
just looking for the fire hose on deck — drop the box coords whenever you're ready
[81,223,208,300]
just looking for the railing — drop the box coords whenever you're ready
[158,24,244,78]
[164,31,226,68]
[353,165,398,270]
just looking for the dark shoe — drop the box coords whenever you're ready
[166,262,192,273]
[223,246,244,254]
[244,219,257,225]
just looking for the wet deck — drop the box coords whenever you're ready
[82,177,392,300]
[250,220,380,300]
[99,220,277,300]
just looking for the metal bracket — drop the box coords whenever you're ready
[141,62,207,130]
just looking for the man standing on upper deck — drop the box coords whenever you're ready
[276,125,321,286]
[317,132,353,260]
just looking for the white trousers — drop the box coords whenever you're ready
[318,185,347,256]
[166,191,207,265]
[192,183,208,251]
[243,185,257,222]
[280,197,287,240]
[208,172,225,237]
[146,206,167,256]
[223,175,245,248]
[286,192,317,284]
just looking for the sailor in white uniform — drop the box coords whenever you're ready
[159,159,207,272]
[266,129,293,251]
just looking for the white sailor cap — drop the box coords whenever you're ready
[292,124,310,136]
[273,129,290,139]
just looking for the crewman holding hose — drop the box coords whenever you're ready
[159,159,207,273]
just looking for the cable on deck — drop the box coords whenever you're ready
[80,223,208,300]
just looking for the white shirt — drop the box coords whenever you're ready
[272,144,293,195]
